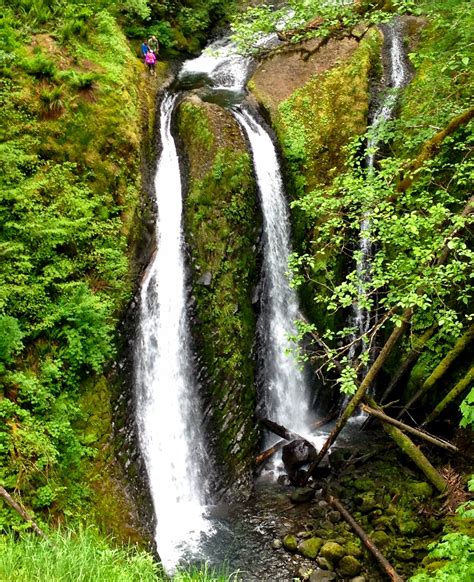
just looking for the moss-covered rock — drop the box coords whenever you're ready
[298,537,324,559]
[338,555,362,577]
[283,534,298,552]
[176,96,259,495]
[319,541,345,562]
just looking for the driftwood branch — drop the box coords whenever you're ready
[0,485,47,538]
[255,440,286,466]
[360,403,459,453]
[327,494,403,582]
[258,418,305,442]
[422,365,474,427]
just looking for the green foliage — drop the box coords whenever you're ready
[0,1,143,529]
[283,0,473,413]
[409,533,474,581]
[460,389,474,429]
[231,0,395,55]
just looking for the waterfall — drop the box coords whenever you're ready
[349,19,410,365]
[134,92,213,573]
[233,107,311,439]
[181,38,313,439]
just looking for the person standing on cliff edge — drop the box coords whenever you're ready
[147,35,159,55]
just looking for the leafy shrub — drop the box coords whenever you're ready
[23,52,56,78]
[57,70,98,91]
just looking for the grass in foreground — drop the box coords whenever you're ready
[0,527,238,581]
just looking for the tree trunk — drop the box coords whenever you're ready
[301,308,413,485]
[328,494,404,582]
[398,324,474,419]
[380,323,438,404]
[258,418,305,442]
[360,402,458,453]
[422,365,474,427]
[0,485,47,538]
[365,397,447,492]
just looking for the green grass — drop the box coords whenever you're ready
[0,528,159,582]
[0,529,239,582]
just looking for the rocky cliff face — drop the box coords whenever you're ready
[176,96,261,497]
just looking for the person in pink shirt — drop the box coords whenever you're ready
[145,49,156,75]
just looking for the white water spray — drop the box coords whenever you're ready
[135,93,213,573]
[233,107,312,439]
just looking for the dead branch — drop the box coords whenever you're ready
[0,485,47,538]
[327,494,404,582]
[360,403,459,453]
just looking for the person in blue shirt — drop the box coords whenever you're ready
[140,40,149,60]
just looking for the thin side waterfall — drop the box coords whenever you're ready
[349,19,410,364]
[134,93,213,573]
[233,107,311,439]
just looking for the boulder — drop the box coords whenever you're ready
[319,541,345,562]
[298,537,324,559]
[289,486,316,504]
[371,530,390,548]
[297,565,313,581]
[345,541,363,559]
[309,570,337,582]
[317,556,334,571]
[408,481,433,499]
[283,534,298,552]
[282,439,317,485]
[338,555,362,577]
[271,538,282,550]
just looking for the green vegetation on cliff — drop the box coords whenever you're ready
[0,1,157,533]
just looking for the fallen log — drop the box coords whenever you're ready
[364,396,447,493]
[258,418,305,442]
[255,439,286,466]
[327,494,403,582]
[422,365,474,427]
[397,324,474,419]
[360,402,459,453]
[0,485,47,539]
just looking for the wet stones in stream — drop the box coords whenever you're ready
[272,448,444,581]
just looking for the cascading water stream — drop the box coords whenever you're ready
[232,107,312,440]
[348,19,410,366]
[135,93,214,573]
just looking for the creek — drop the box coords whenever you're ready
[134,20,413,580]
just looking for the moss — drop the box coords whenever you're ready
[176,98,260,486]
